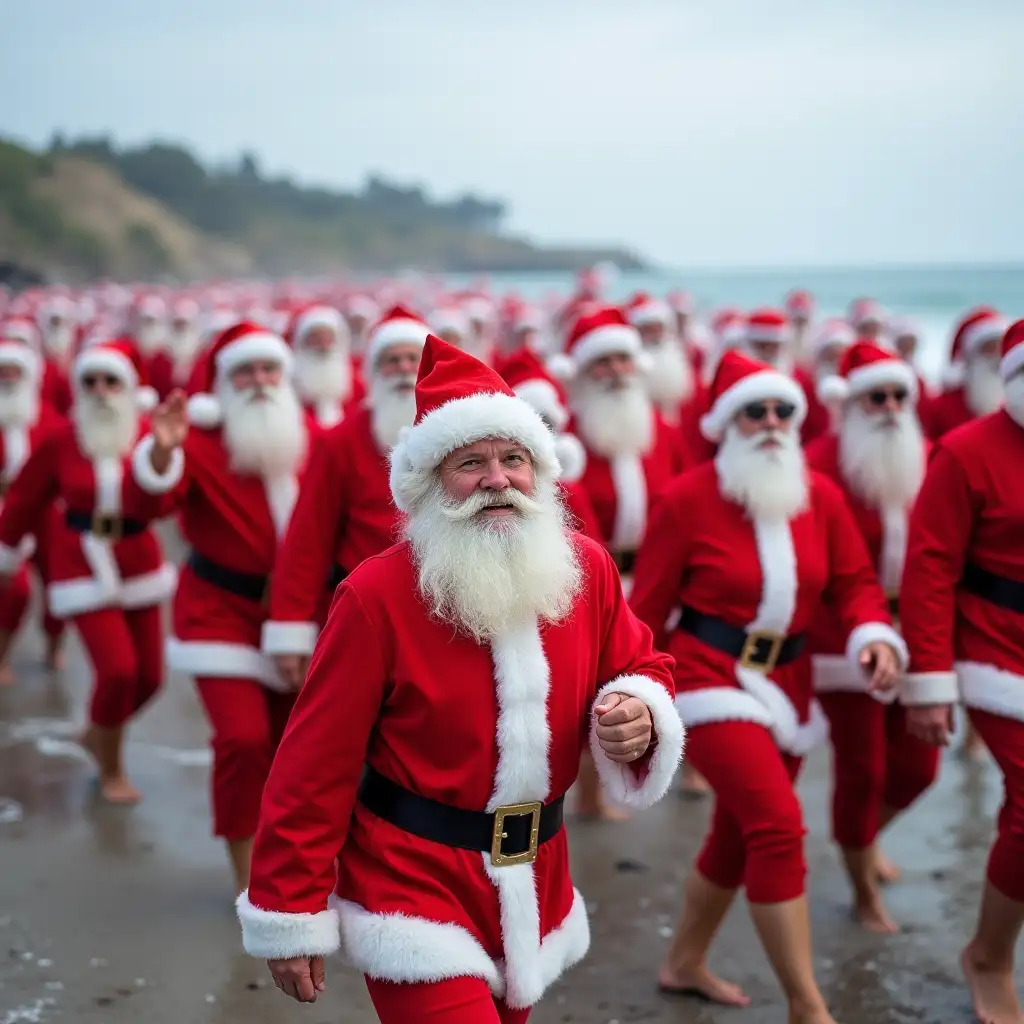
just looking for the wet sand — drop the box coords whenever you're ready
[0,554,1000,1023]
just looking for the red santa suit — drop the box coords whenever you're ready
[806,343,938,851]
[132,323,318,839]
[900,322,1024,902]
[237,337,683,1018]
[630,351,904,904]
[0,340,175,728]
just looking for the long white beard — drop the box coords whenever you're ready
[0,380,39,427]
[170,328,203,382]
[644,338,694,410]
[965,357,1003,416]
[1005,375,1024,429]
[219,383,307,477]
[715,424,808,522]
[292,347,353,410]
[44,325,74,364]
[368,373,417,451]
[838,405,925,509]
[72,391,139,460]
[404,475,583,643]
[135,323,166,357]
[571,376,654,458]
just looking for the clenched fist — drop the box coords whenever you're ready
[151,389,190,453]
[594,692,653,763]
[267,955,326,1002]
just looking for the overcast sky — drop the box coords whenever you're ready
[4,0,1022,268]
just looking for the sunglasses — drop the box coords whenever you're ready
[81,374,122,389]
[867,388,908,406]
[742,401,796,422]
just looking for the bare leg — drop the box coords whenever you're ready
[658,870,750,1006]
[79,724,141,804]
[961,720,988,763]
[961,882,1024,1024]
[873,804,901,884]
[680,763,712,798]
[575,751,630,821]
[749,896,839,1024]
[228,837,255,895]
[839,846,899,933]
[0,629,15,685]
[45,632,65,672]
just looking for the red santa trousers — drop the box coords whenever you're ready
[967,708,1024,903]
[820,693,940,849]
[73,606,164,729]
[32,509,65,641]
[195,676,296,840]
[365,975,530,1024]
[688,720,807,904]
[0,566,30,633]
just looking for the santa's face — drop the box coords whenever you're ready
[642,335,694,409]
[715,412,808,522]
[43,315,74,362]
[964,347,1003,416]
[746,340,793,374]
[292,331,352,409]
[894,334,917,361]
[638,321,667,346]
[839,390,925,508]
[572,355,653,458]
[72,376,138,459]
[815,343,846,383]
[404,444,581,642]
[0,364,37,427]
[219,361,307,476]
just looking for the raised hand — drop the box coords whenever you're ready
[151,389,189,452]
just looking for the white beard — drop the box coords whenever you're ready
[292,347,353,412]
[643,338,694,411]
[0,380,39,427]
[170,328,203,383]
[135,322,166,357]
[72,390,139,460]
[838,404,925,509]
[368,373,417,451]
[715,424,808,522]
[571,376,654,458]
[1005,375,1024,429]
[44,324,74,364]
[965,357,1003,416]
[744,345,794,376]
[404,475,583,643]
[219,382,307,477]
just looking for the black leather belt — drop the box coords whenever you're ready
[678,606,806,674]
[328,564,348,591]
[961,562,1024,615]
[611,550,637,574]
[358,767,564,868]
[187,551,268,603]
[65,510,145,541]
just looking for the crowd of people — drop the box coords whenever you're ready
[0,270,1021,1024]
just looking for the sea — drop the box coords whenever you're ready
[440,264,1024,386]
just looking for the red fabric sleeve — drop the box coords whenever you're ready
[0,429,61,555]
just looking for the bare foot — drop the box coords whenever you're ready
[875,848,901,885]
[960,735,988,763]
[854,892,900,934]
[98,776,142,805]
[44,639,65,672]
[0,663,16,686]
[961,945,1023,1024]
[658,962,751,1007]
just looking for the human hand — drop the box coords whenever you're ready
[860,641,900,693]
[906,704,955,746]
[151,389,189,453]
[594,692,653,764]
[267,955,325,1002]
[274,654,309,691]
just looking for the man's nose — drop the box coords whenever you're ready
[479,459,510,490]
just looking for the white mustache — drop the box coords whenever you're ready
[442,487,540,522]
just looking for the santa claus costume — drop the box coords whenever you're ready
[899,320,1024,1024]
[0,338,176,802]
[921,307,1009,441]
[784,288,816,362]
[263,309,431,668]
[629,350,904,1019]
[552,307,690,580]
[149,296,204,398]
[236,336,683,1023]
[806,342,938,932]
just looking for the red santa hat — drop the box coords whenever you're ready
[943,307,1009,386]
[817,341,919,405]
[745,308,793,346]
[811,318,856,358]
[186,321,293,428]
[999,319,1024,383]
[847,297,886,330]
[548,306,645,380]
[0,317,43,382]
[72,337,158,411]
[624,292,672,328]
[784,289,815,319]
[285,304,349,349]
[666,289,694,315]
[346,294,381,323]
[389,335,560,513]
[700,350,807,442]
[365,305,431,370]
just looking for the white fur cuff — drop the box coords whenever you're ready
[261,620,320,657]
[0,540,25,574]
[901,671,960,706]
[236,891,341,959]
[132,434,185,495]
[589,675,684,808]
[846,621,909,671]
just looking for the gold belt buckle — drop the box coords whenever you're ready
[739,631,784,674]
[491,801,542,868]
[92,512,123,542]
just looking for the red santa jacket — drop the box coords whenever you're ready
[900,410,1024,714]
[919,385,981,441]
[794,366,832,445]
[575,411,689,556]
[130,419,317,691]
[263,407,400,657]
[41,361,72,417]
[0,422,177,618]
[238,536,682,1008]
[630,462,903,755]
[560,481,602,540]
